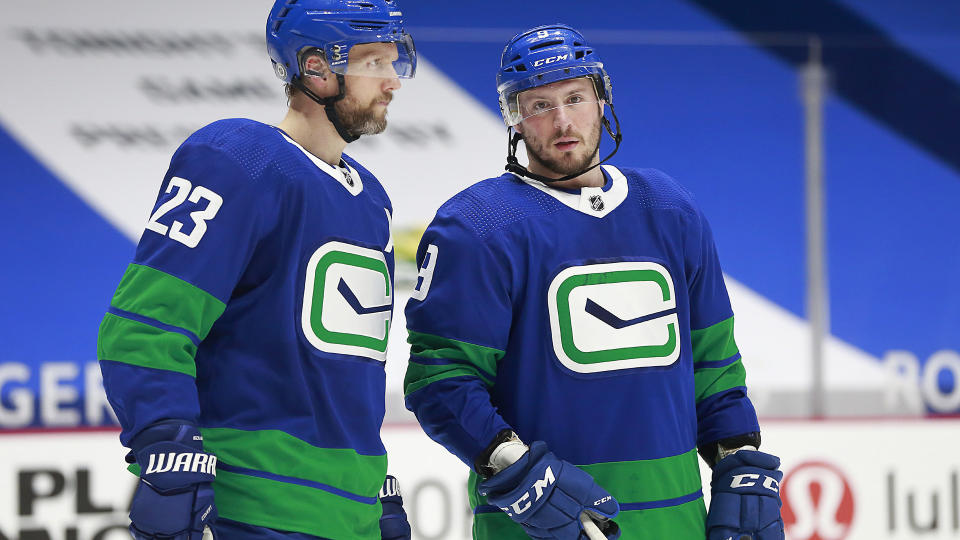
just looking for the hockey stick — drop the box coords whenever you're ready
[202,526,214,540]
[579,512,606,540]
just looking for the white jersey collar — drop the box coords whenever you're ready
[516,165,628,218]
[278,131,363,196]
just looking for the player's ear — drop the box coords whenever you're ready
[300,52,336,95]
[302,53,329,79]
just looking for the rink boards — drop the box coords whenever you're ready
[1,419,959,540]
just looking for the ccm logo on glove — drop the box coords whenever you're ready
[144,452,218,475]
[501,466,555,516]
[730,473,779,492]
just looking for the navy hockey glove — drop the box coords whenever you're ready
[478,441,620,539]
[128,421,218,540]
[707,450,784,540]
[379,475,411,540]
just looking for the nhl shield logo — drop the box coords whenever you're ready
[589,194,605,211]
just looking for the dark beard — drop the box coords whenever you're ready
[334,93,390,139]
[524,120,602,177]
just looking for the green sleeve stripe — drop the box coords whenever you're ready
[97,313,197,377]
[200,427,386,500]
[694,359,748,402]
[404,361,493,396]
[467,449,702,509]
[214,469,381,539]
[404,331,504,395]
[407,331,503,376]
[472,497,706,540]
[110,264,226,340]
[690,316,739,364]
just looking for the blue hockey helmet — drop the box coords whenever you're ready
[497,24,612,127]
[266,0,416,83]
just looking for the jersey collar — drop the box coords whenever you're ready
[516,165,628,218]
[277,130,364,196]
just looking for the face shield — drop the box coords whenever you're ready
[497,65,610,127]
[305,33,416,80]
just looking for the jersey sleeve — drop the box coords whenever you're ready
[686,207,760,448]
[403,209,514,468]
[97,141,275,446]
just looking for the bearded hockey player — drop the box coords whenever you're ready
[403,24,785,540]
[96,1,416,538]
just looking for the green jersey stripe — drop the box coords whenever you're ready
[214,469,381,539]
[580,449,702,503]
[404,331,504,394]
[97,313,198,377]
[200,427,386,499]
[467,449,701,510]
[690,316,739,364]
[472,496,706,539]
[404,361,494,395]
[693,359,748,402]
[110,264,226,340]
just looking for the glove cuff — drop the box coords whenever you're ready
[131,420,205,455]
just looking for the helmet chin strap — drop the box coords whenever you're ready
[505,104,622,184]
[291,73,360,144]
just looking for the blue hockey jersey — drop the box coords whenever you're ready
[403,165,759,539]
[97,119,395,539]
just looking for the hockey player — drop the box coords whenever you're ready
[96,1,416,538]
[403,24,785,540]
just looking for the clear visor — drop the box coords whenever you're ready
[500,74,602,126]
[322,33,416,79]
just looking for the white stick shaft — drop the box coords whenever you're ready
[579,512,606,540]
[202,526,215,540]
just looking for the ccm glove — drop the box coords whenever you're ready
[479,441,620,539]
[707,450,784,540]
[128,421,218,540]
[379,475,411,540]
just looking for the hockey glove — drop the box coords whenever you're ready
[379,475,411,540]
[127,421,218,540]
[707,450,784,540]
[478,441,620,539]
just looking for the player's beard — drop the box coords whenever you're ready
[523,114,602,178]
[335,92,392,139]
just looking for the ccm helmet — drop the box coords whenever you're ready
[497,24,621,183]
[266,0,416,141]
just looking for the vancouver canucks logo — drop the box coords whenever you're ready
[547,261,680,373]
[302,241,392,361]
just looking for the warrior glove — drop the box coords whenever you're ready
[379,475,411,540]
[127,421,218,540]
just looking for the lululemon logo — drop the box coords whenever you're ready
[781,461,855,540]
